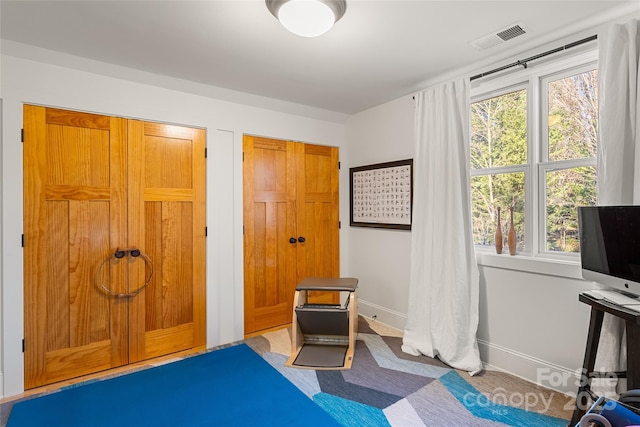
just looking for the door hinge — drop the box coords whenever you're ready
[21,234,24,247]
[21,129,24,143]
[205,226,208,237]
[22,339,25,353]
[242,152,245,162]
[339,221,341,229]
[205,147,208,158]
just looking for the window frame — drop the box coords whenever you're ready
[470,81,531,252]
[470,49,598,263]
[538,62,598,259]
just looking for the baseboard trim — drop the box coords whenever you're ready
[478,339,579,395]
[358,299,407,331]
[356,303,578,395]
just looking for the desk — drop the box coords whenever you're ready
[569,292,640,426]
[285,277,358,370]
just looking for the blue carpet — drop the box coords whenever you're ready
[8,344,340,427]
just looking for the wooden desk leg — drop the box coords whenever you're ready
[569,307,605,427]
[626,320,640,390]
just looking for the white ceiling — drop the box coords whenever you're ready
[1,1,638,116]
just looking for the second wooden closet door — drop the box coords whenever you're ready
[243,135,340,336]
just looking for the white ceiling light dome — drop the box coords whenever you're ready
[266,0,347,38]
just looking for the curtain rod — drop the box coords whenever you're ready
[470,34,598,81]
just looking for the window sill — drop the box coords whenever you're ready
[475,251,583,280]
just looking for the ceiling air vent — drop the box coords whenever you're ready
[469,23,527,50]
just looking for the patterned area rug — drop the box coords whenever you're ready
[245,317,574,427]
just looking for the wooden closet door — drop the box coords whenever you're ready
[24,105,128,388]
[243,136,339,336]
[127,120,206,362]
[243,136,298,335]
[24,107,206,388]
[295,143,340,304]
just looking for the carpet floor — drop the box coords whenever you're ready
[5,344,340,427]
[1,316,575,427]
[245,317,574,427]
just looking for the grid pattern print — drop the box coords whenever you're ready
[352,165,411,225]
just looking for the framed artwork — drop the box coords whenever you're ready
[350,159,413,230]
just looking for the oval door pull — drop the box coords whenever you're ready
[94,248,154,298]
[298,237,306,243]
[289,237,297,244]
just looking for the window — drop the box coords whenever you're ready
[542,69,598,253]
[470,55,598,258]
[471,88,527,250]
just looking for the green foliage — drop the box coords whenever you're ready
[471,70,598,253]
[548,71,598,161]
[471,173,524,248]
[546,166,597,252]
[471,90,527,250]
[471,90,527,170]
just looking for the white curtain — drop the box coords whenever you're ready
[593,18,640,396]
[401,79,483,375]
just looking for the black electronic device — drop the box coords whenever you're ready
[578,205,640,297]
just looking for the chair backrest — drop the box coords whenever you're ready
[295,306,349,336]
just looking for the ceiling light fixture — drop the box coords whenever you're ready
[266,0,347,38]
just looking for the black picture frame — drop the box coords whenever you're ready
[350,159,413,230]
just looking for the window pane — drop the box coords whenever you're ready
[471,89,527,169]
[548,70,598,161]
[546,166,597,252]
[471,172,525,250]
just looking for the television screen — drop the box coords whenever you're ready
[578,206,640,297]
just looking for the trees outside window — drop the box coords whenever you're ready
[471,89,527,250]
[543,70,598,253]
[470,59,598,257]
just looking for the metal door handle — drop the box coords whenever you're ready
[298,237,306,243]
[289,237,297,244]
[94,248,154,298]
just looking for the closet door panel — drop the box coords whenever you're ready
[128,120,206,362]
[296,144,340,304]
[243,136,298,335]
[24,105,128,388]
[146,201,194,328]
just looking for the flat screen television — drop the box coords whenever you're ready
[578,206,640,297]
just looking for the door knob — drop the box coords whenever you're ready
[298,237,306,243]
[289,237,297,244]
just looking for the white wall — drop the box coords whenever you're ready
[0,98,3,398]
[344,96,415,326]
[0,43,348,398]
[478,259,593,394]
